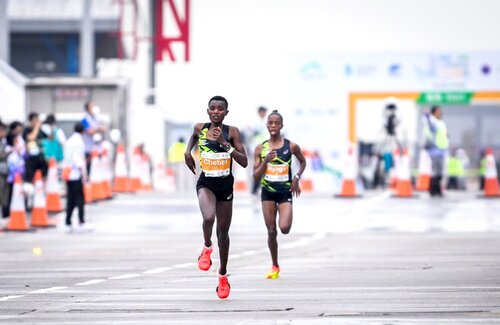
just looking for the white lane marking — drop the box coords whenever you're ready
[143,267,172,274]
[173,262,196,268]
[108,274,141,280]
[29,287,67,294]
[229,253,242,259]
[312,232,326,240]
[10,231,326,298]
[0,295,24,302]
[75,279,107,286]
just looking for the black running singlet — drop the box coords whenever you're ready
[198,123,233,179]
[259,139,292,193]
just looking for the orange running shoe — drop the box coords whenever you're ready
[216,272,230,299]
[198,245,213,271]
[265,265,280,279]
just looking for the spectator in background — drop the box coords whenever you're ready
[4,127,26,220]
[479,150,486,191]
[251,106,268,195]
[168,137,189,192]
[446,149,465,190]
[0,121,10,224]
[9,121,25,155]
[63,122,90,233]
[81,101,106,175]
[42,114,66,164]
[23,112,48,182]
[423,106,449,197]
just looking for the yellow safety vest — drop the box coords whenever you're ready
[168,142,187,163]
[435,120,449,150]
[447,157,464,177]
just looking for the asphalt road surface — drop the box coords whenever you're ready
[1,190,500,324]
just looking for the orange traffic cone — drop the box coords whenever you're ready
[46,158,63,213]
[90,149,106,201]
[101,148,113,199]
[84,182,93,204]
[129,147,142,192]
[6,173,31,231]
[233,163,248,192]
[336,145,360,197]
[483,148,500,197]
[113,143,130,193]
[31,170,55,227]
[140,155,153,191]
[153,163,172,192]
[416,149,432,191]
[393,148,414,198]
[300,150,314,192]
[165,167,177,193]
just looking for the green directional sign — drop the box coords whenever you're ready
[417,92,473,105]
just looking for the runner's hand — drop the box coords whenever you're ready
[291,178,301,197]
[264,150,277,163]
[184,152,196,175]
[211,127,224,144]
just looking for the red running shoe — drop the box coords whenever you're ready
[216,272,230,299]
[198,245,213,271]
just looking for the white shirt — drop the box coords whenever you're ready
[64,132,86,181]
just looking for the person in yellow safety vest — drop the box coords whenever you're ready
[446,150,465,190]
[423,105,449,197]
[168,137,189,192]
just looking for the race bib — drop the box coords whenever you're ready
[264,163,289,182]
[201,152,231,177]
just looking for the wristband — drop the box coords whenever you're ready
[227,146,235,155]
[294,174,301,180]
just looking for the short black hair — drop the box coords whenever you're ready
[28,112,39,122]
[84,101,93,111]
[74,122,84,133]
[268,109,283,123]
[258,106,267,113]
[9,121,23,130]
[208,96,228,109]
[45,114,56,125]
[431,105,441,114]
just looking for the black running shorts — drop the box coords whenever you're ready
[196,175,234,202]
[261,187,293,204]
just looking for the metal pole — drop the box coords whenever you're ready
[0,0,9,62]
[80,0,94,77]
[146,0,156,104]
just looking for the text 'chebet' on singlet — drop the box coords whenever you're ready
[260,139,292,193]
[198,123,233,178]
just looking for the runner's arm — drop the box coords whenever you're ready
[290,142,306,197]
[226,127,248,168]
[184,123,202,175]
[253,144,276,182]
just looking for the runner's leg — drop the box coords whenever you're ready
[215,200,233,275]
[262,201,279,266]
[198,188,217,247]
[277,202,293,234]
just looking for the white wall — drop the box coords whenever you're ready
[157,0,500,129]
[0,59,26,123]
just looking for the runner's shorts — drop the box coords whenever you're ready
[196,175,234,202]
[261,187,293,204]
